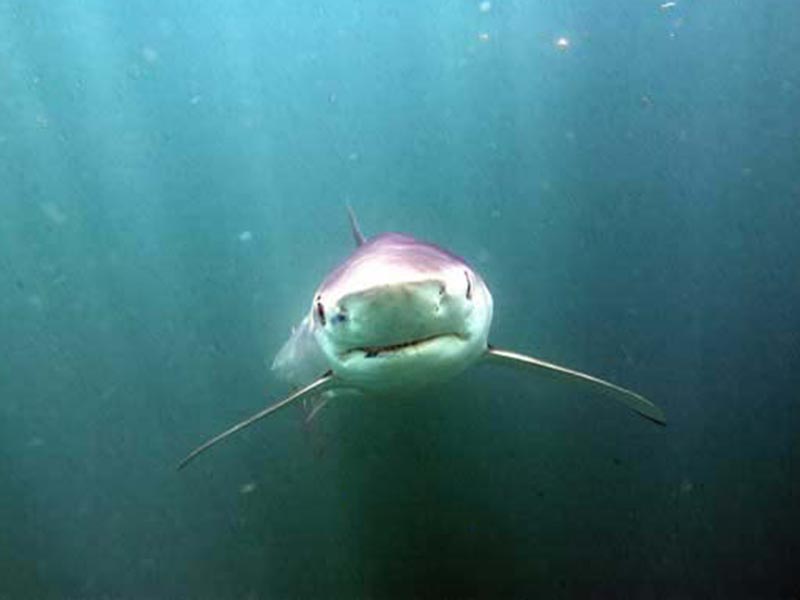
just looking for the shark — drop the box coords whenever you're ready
[178,209,664,469]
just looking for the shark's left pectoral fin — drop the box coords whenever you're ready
[178,371,335,470]
[485,346,666,425]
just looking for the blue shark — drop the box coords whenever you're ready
[179,210,664,469]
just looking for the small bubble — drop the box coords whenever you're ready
[141,47,159,63]
[479,1,492,13]
[40,202,67,225]
[28,295,44,310]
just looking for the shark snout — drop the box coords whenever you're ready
[316,279,471,351]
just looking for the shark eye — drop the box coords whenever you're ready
[464,271,473,300]
[315,300,326,326]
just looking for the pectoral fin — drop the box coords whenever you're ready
[485,346,665,425]
[178,371,335,470]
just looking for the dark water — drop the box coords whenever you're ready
[1,1,798,598]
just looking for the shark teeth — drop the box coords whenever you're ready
[351,334,462,358]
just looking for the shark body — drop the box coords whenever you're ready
[179,211,664,469]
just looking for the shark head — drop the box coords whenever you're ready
[309,233,493,391]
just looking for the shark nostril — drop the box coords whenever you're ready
[435,283,447,313]
[464,271,473,300]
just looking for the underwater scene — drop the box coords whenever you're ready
[0,1,798,598]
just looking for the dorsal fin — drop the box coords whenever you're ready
[346,205,366,246]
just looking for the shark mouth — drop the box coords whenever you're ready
[346,333,464,359]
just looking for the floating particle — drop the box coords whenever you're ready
[157,18,175,37]
[555,36,570,50]
[40,202,67,225]
[238,231,253,242]
[240,482,257,495]
[478,32,491,42]
[189,95,202,105]
[141,46,159,63]
[660,2,677,9]
[479,1,491,13]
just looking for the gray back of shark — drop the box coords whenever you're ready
[179,209,664,470]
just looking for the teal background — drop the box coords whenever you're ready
[1,1,798,597]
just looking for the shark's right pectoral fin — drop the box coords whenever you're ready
[178,371,335,470]
[485,346,666,425]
